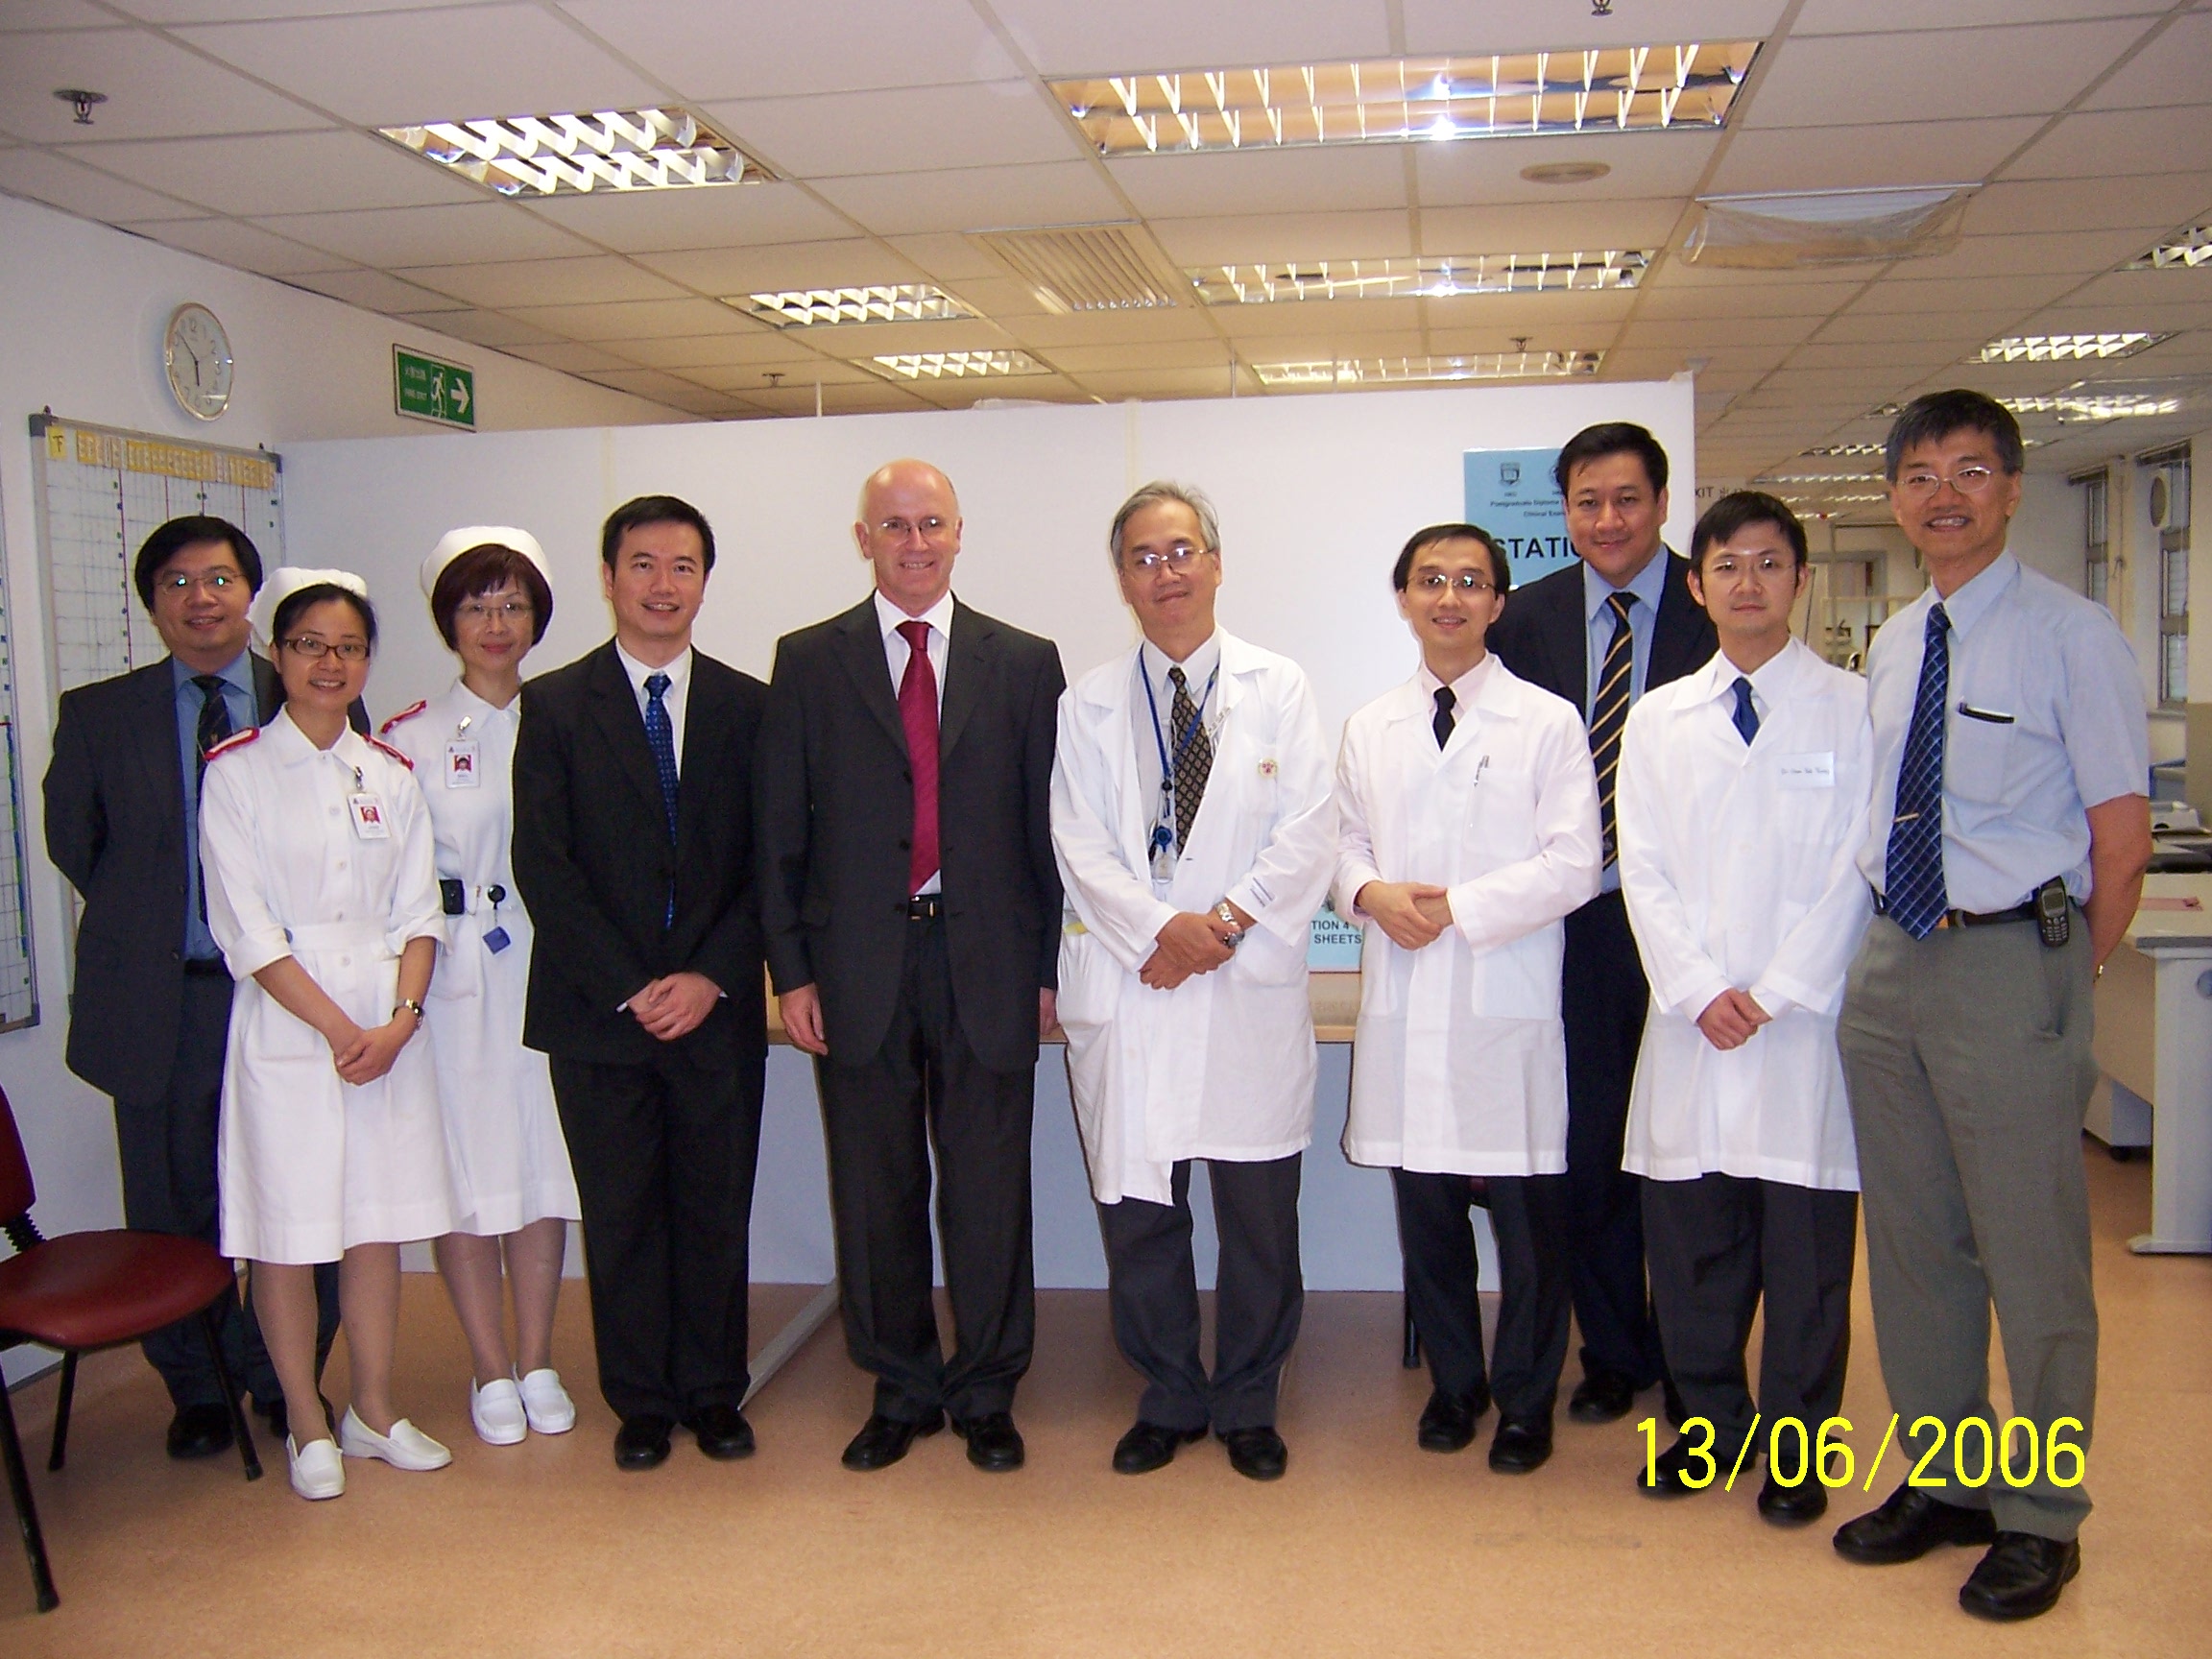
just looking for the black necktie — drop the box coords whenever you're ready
[1590,591,1636,866]
[1432,685,1456,750]
[192,674,232,786]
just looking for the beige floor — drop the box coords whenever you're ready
[4,1145,2208,1658]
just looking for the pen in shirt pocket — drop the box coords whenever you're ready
[1956,701,2015,724]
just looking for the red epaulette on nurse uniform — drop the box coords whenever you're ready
[203,728,259,760]
[366,735,415,770]
[378,699,428,737]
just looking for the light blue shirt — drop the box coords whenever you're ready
[1860,552,2148,912]
[1582,550,1671,894]
[176,651,257,960]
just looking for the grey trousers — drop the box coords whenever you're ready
[1837,913,2098,1539]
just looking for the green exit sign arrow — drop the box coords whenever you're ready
[394,345,476,430]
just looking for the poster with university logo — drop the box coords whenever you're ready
[1463,446,1570,588]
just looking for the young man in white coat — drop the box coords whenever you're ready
[1615,491,1873,1524]
[1334,523,1601,1475]
[1051,481,1335,1482]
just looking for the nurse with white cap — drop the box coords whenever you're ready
[382,528,581,1447]
[202,567,453,1500]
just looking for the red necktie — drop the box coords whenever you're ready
[898,618,940,894]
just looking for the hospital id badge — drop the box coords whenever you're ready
[445,740,482,788]
[347,792,392,839]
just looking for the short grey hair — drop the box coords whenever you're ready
[1108,480,1220,567]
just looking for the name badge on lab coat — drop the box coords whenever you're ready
[445,740,481,787]
[348,792,392,839]
[1776,752,1836,790]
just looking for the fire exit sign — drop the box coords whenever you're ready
[394,346,475,429]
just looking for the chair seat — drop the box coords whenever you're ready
[0,1231,235,1351]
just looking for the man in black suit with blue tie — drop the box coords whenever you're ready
[511,494,768,1472]
[1487,423,1717,1433]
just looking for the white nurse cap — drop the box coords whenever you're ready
[250,566,371,647]
[421,526,550,597]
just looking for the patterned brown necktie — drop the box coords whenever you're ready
[1167,664,1213,852]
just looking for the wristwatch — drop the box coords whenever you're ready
[393,998,426,1023]
[1214,902,1246,949]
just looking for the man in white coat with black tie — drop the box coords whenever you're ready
[1616,492,1873,1524]
[1051,481,1335,1482]
[1334,523,1600,1476]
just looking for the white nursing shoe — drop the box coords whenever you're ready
[517,1368,576,1435]
[338,1407,453,1471]
[287,1434,345,1501]
[470,1377,528,1446]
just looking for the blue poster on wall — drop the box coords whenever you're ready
[1464,447,1572,588]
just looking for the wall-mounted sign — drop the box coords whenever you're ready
[1463,446,1570,588]
[394,346,475,430]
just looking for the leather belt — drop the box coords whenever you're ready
[1872,889,2038,929]
[181,957,231,978]
[906,894,943,921]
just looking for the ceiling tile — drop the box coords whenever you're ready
[1878,228,2164,285]
[635,238,922,296]
[1150,210,1415,264]
[706,82,1082,179]
[1108,145,1407,218]
[502,340,645,373]
[1808,311,2016,346]
[1960,175,2212,237]
[882,233,1008,280]
[1043,340,1232,373]
[557,0,1018,98]
[73,130,488,214]
[284,267,467,311]
[394,254,689,308]
[391,308,566,349]
[1400,0,1791,53]
[2081,11,2212,110]
[0,2,128,26]
[1708,115,2051,194]
[256,203,598,266]
[1416,290,1640,330]
[1209,299,1425,338]
[744,379,931,414]
[932,274,1054,319]
[1237,327,1430,359]
[1788,342,1963,374]
[113,1,472,18]
[503,295,757,339]
[999,307,1221,348]
[801,318,1022,358]
[813,161,1123,236]
[1418,200,1683,252]
[1637,280,1863,320]
[1742,20,2149,127]
[2004,106,2212,180]
[1793,0,2167,34]
[0,146,204,219]
[520,181,855,253]
[988,0,1392,77]
[2040,266,2212,311]
[1842,274,2080,314]
[1413,132,1720,208]
[682,360,880,392]
[608,332,832,370]
[1068,369,1248,401]
[135,215,351,275]
[1619,316,1821,348]
[574,365,721,401]
[175,4,662,128]
[0,28,328,142]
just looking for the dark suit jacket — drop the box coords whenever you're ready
[1488,552,1717,719]
[44,654,286,1100]
[757,596,1064,1075]
[511,641,768,1067]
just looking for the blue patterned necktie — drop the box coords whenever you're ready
[1884,604,1951,939]
[644,672,678,926]
[1730,676,1759,746]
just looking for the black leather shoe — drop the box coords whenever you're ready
[952,1410,1024,1472]
[1567,1368,1638,1425]
[1487,1414,1553,1474]
[1416,1386,1489,1453]
[166,1402,233,1460]
[1960,1532,2080,1622]
[1636,1434,1705,1498]
[1113,1420,1205,1475]
[1219,1425,1288,1481]
[613,1412,675,1471]
[1833,1484,1997,1564]
[687,1403,755,1460]
[1758,1470,1829,1526]
[841,1410,944,1472]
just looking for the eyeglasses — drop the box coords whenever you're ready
[1897,465,2001,498]
[1702,553,1797,582]
[455,599,534,624]
[159,570,242,595]
[874,516,952,541]
[1413,572,1498,595]
[1127,544,1214,573]
[280,636,370,662]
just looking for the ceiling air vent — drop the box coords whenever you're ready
[971,224,1183,314]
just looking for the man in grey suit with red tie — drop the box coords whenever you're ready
[757,459,1064,1474]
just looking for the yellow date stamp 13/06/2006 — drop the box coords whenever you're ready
[1638,1413,2089,1493]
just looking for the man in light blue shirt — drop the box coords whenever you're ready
[1832,391,2152,1623]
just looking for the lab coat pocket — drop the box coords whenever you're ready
[426,927,485,1003]
[242,983,327,1062]
[1230,916,1309,987]
[1055,926,1121,1033]
[1469,766,1538,848]
[1463,927,1562,1021]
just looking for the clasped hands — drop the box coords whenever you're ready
[325,1013,417,1087]
[1140,901,1255,991]
[626,971,723,1042]
[1356,881,1455,950]
[1695,987,1771,1051]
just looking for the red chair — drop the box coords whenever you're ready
[0,1085,260,1612]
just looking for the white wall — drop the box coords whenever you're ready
[281,377,1696,1290]
[0,193,680,1382]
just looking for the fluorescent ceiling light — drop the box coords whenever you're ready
[1685,185,1973,268]
[735,285,974,327]
[1779,493,1887,505]
[2128,226,2212,270]
[378,107,766,196]
[1050,43,1758,157]
[1979,332,2170,363]
[2001,390,2182,421]
[1253,350,1601,387]
[1191,251,1648,304]
[1758,472,1884,484]
[1803,443,1886,456]
[869,350,1044,381]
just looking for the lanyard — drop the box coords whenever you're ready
[1141,657,1217,854]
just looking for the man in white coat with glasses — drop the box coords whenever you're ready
[1051,481,1335,1483]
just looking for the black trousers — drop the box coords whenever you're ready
[1392,1168,1574,1421]
[113,970,337,1408]
[1096,1153,1303,1434]
[1643,1173,1858,1459]
[1561,890,1666,1386]
[816,912,1035,1423]
[549,1038,764,1421]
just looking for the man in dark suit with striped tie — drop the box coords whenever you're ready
[1487,423,1717,1428]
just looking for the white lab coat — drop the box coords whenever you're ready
[382,682,579,1236]
[201,709,451,1263]
[1617,637,1873,1190]
[1051,631,1336,1204]
[1334,657,1600,1175]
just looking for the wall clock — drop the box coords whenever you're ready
[163,302,233,421]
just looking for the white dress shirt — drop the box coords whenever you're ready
[875,589,953,893]
[613,641,692,778]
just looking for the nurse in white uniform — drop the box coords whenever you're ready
[202,568,452,1501]
[1334,524,1600,1477]
[383,529,581,1448]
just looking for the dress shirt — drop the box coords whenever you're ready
[1582,549,1671,895]
[1133,630,1225,884]
[1858,553,2147,912]
[613,641,692,779]
[175,651,258,960]
[875,588,953,894]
